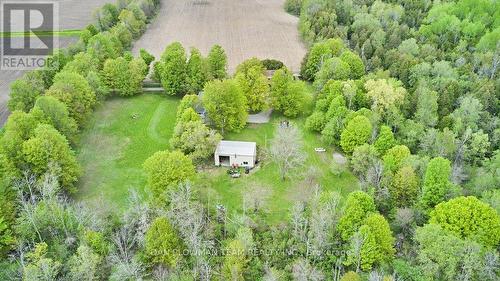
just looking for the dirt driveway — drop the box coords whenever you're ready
[133,0,306,73]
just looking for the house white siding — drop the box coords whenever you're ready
[214,141,257,168]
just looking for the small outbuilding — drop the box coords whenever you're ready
[214,141,257,168]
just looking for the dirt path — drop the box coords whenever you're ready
[0,0,109,126]
[133,0,306,73]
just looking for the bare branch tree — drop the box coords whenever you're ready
[308,189,341,257]
[481,251,499,280]
[347,231,366,273]
[368,270,384,281]
[242,183,271,214]
[268,124,305,181]
[290,201,308,244]
[292,258,325,281]
[167,182,214,280]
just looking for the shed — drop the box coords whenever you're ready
[214,141,257,168]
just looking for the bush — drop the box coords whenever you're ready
[139,48,155,66]
[103,56,147,96]
[284,0,302,16]
[8,71,45,112]
[143,150,195,199]
[45,71,96,126]
[261,59,284,70]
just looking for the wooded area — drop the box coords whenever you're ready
[0,0,498,280]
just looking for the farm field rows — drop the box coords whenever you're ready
[0,0,109,125]
[133,0,306,73]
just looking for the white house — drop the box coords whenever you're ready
[214,141,257,168]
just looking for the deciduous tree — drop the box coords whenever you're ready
[420,157,453,210]
[207,45,227,80]
[22,124,80,192]
[374,125,395,155]
[430,196,500,247]
[362,213,395,265]
[271,68,310,117]
[314,57,351,89]
[170,110,222,163]
[103,57,147,96]
[340,116,372,154]
[202,79,247,134]
[22,243,61,280]
[337,191,376,240]
[45,71,96,126]
[144,217,182,268]
[30,96,78,145]
[382,145,410,173]
[67,245,102,281]
[236,65,269,112]
[268,125,305,181]
[8,72,45,112]
[159,42,188,95]
[364,79,406,117]
[389,166,419,207]
[187,47,208,94]
[222,239,247,281]
[340,50,365,79]
[86,32,121,65]
[143,150,195,199]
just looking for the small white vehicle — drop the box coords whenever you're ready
[315,148,326,152]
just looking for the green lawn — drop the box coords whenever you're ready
[75,93,180,209]
[195,114,359,223]
[75,92,359,222]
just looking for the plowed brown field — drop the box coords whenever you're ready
[133,0,306,73]
[0,0,109,125]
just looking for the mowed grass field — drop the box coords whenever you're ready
[76,93,359,222]
[75,93,180,209]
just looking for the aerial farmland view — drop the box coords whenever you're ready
[0,0,498,280]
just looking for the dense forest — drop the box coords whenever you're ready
[285,0,500,279]
[0,0,498,280]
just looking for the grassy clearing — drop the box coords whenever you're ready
[75,93,180,209]
[195,114,359,224]
[75,92,359,222]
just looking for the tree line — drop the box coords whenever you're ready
[0,0,161,277]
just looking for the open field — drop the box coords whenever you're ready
[76,93,359,222]
[133,0,307,73]
[75,93,180,209]
[0,0,109,126]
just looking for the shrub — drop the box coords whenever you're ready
[261,59,284,70]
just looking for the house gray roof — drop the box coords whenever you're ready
[215,141,256,156]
